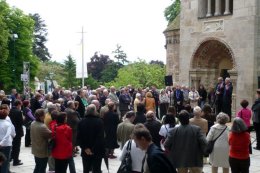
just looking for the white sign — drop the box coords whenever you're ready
[21,74,28,81]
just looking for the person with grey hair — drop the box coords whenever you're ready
[91,100,100,113]
[77,104,105,173]
[144,111,162,148]
[229,117,250,173]
[134,93,142,112]
[190,106,208,136]
[222,77,233,121]
[206,112,230,173]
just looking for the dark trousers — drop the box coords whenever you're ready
[68,157,76,173]
[0,146,11,173]
[11,136,21,163]
[159,103,169,119]
[229,157,250,173]
[82,155,102,173]
[55,158,69,173]
[33,157,48,173]
[254,122,260,149]
[25,128,31,147]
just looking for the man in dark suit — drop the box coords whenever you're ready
[77,104,105,173]
[132,124,177,173]
[9,100,24,166]
[173,85,184,113]
[75,89,85,118]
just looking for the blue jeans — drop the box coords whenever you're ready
[33,157,48,173]
[0,146,11,173]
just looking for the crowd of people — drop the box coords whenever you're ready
[0,75,259,173]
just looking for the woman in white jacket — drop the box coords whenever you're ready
[206,112,230,173]
[119,139,146,173]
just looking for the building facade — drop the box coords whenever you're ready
[164,0,260,112]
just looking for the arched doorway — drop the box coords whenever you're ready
[190,39,236,88]
[189,38,238,113]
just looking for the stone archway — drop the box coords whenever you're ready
[189,38,238,114]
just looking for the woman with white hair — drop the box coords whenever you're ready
[207,112,230,173]
[229,117,250,173]
[134,93,142,113]
[159,89,170,119]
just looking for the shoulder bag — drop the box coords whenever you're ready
[117,140,132,173]
[204,126,227,157]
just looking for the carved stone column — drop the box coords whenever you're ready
[224,0,231,15]
[214,0,221,16]
[206,0,212,17]
[228,69,238,117]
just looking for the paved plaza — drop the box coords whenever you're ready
[8,131,260,173]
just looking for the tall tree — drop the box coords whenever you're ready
[87,52,113,81]
[106,59,165,88]
[164,0,181,24]
[2,6,39,91]
[30,13,51,61]
[0,1,9,62]
[64,55,79,88]
[100,62,123,83]
[112,44,129,65]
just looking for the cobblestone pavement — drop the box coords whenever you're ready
[9,132,260,173]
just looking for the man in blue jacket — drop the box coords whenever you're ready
[132,124,177,173]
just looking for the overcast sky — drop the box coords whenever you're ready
[7,0,171,65]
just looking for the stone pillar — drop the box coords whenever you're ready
[206,0,212,17]
[228,69,238,117]
[214,0,221,16]
[224,0,231,15]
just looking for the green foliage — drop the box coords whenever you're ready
[100,62,123,83]
[0,2,40,92]
[63,55,79,88]
[112,44,129,65]
[106,59,166,88]
[30,13,51,62]
[85,74,100,89]
[164,0,181,24]
[0,1,9,62]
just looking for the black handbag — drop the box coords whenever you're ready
[117,140,132,173]
[204,126,227,157]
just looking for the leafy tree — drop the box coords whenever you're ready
[112,44,129,65]
[0,1,9,62]
[100,62,123,83]
[2,6,39,91]
[87,52,113,81]
[37,61,66,87]
[164,0,181,24]
[30,13,51,62]
[85,74,100,89]
[149,60,165,68]
[63,55,79,88]
[106,59,166,88]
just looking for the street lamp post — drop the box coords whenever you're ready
[12,34,18,88]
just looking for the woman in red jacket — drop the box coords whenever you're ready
[229,117,250,173]
[51,112,73,173]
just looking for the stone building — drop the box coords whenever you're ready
[164,0,260,112]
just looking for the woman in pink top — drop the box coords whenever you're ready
[237,100,252,128]
[237,99,252,154]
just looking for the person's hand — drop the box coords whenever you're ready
[84,148,93,155]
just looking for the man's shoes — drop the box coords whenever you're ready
[13,160,23,166]
[253,147,260,150]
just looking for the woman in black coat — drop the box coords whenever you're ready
[103,102,120,159]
